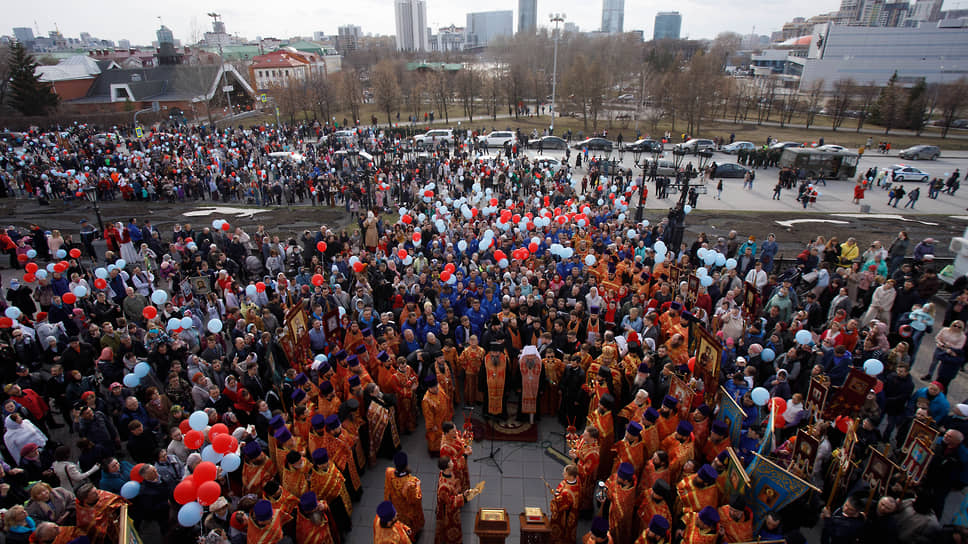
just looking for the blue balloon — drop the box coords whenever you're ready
[715,253,726,267]
[188,410,209,431]
[761,348,776,362]
[795,329,813,345]
[26,249,37,259]
[73,285,88,298]
[655,253,666,264]
[35,269,48,280]
[167,317,180,331]
[684,204,693,214]
[116,259,127,269]
[245,285,257,297]
[314,353,328,363]
[4,307,21,319]
[700,275,713,287]
[123,373,140,388]
[178,502,204,527]
[751,387,770,406]
[201,444,223,464]
[207,319,223,333]
[180,317,193,330]
[95,267,108,279]
[120,481,141,499]
[55,249,67,259]
[725,258,737,270]
[696,267,708,277]
[863,358,884,376]
[151,290,168,305]
[221,453,241,472]
[134,362,151,378]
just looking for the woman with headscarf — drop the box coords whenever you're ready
[585,286,604,312]
[862,279,896,327]
[4,414,47,465]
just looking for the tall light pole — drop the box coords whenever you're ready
[208,12,234,120]
[549,13,565,134]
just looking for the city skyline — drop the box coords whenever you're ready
[7,0,850,47]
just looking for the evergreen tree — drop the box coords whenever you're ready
[903,78,928,135]
[8,42,59,116]
[869,71,905,135]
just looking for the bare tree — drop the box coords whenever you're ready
[828,78,855,131]
[428,71,452,123]
[339,70,363,124]
[803,80,825,129]
[853,81,879,133]
[371,60,401,126]
[308,73,338,123]
[937,77,968,138]
[456,69,481,122]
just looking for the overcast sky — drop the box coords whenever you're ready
[9,0,925,46]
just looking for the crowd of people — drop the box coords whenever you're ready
[0,122,965,544]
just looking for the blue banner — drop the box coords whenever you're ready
[746,452,815,532]
[718,386,745,447]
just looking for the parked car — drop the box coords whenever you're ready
[673,138,715,154]
[478,131,517,147]
[526,136,567,150]
[897,145,940,160]
[533,157,563,170]
[642,158,678,177]
[617,93,635,101]
[572,138,613,151]
[622,139,664,153]
[712,163,750,178]
[770,141,804,151]
[817,144,848,152]
[721,141,755,154]
[891,164,930,182]
[413,129,454,148]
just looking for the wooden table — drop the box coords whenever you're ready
[474,508,511,544]
[519,513,551,544]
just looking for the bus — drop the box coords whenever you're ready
[778,148,860,180]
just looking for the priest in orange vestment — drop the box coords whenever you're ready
[383,451,424,535]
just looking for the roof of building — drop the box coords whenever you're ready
[36,55,118,82]
[69,64,254,104]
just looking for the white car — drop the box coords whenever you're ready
[817,144,848,152]
[891,165,930,183]
[478,131,517,147]
[413,129,454,147]
[721,141,755,154]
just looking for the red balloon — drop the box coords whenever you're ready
[185,238,193,244]
[440,271,451,282]
[22,273,35,283]
[687,357,696,374]
[529,242,538,253]
[193,461,218,483]
[54,263,67,274]
[212,433,234,455]
[311,274,324,286]
[412,232,421,243]
[17,254,27,263]
[512,214,521,224]
[471,207,479,217]
[179,419,192,434]
[316,241,327,252]
[62,293,76,305]
[94,278,107,289]
[69,248,81,259]
[209,423,229,440]
[184,430,205,449]
[255,282,266,293]
[129,463,145,483]
[228,436,238,452]
[444,263,455,274]
[24,263,37,273]
[401,214,413,225]
[493,250,507,262]
[423,190,434,198]
[142,306,157,320]
[0,318,11,328]
[769,397,787,413]
[518,249,529,260]
[397,249,408,260]
[174,478,197,505]
[353,261,365,273]
[221,222,230,231]
[196,480,222,506]
[489,198,498,206]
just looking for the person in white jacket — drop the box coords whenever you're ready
[745,261,768,291]
[51,445,99,491]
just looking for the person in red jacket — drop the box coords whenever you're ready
[4,384,54,431]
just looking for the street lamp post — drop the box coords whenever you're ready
[549,13,565,135]
[208,13,234,121]
[83,186,104,234]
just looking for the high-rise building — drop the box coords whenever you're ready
[13,27,34,44]
[518,0,537,34]
[337,25,362,53]
[564,22,580,34]
[395,0,429,52]
[907,0,944,22]
[653,11,682,39]
[601,0,625,34]
[118,39,131,50]
[465,10,513,48]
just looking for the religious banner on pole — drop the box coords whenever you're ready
[685,274,700,309]
[901,438,935,485]
[693,325,722,406]
[722,446,751,500]
[743,281,758,318]
[668,374,695,422]
[822,368,877,419]
[788,429,821,480]
[718,386,745,448]
[901,419,940,457]
[805,376,830,422]
[746,452,820,532]
[861,446,898,500]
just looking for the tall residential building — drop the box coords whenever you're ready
[337,25,362,53]
[12,27,34,43]
[518,0,537,34]
[601,0,625,34]
[395,0,429,52]
[465,10,513,48]
[908,0,944,22]
[118,39,131,50]
[653,11,682,40]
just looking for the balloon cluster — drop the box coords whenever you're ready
[168,411,241,526]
